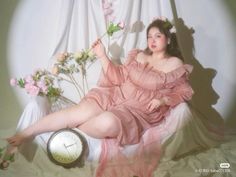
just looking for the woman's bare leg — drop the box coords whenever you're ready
[79,111,121,139]
[6,99,103,147]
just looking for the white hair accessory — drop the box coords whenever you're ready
[170,26,176,33]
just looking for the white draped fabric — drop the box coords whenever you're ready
[8,0,236,120]
[8,0,174,104]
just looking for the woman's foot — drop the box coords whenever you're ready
[6,133,31,147]
[0,145,17,170]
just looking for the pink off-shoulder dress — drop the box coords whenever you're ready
[84,57,194,146]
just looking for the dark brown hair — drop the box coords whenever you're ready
[144,19,183,60]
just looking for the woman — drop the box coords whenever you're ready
[1,18,193,175]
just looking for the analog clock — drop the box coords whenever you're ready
[47,128,86,168]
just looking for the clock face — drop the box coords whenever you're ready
[47,129,84,167]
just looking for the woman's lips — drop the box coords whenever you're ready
[151,44,156,48]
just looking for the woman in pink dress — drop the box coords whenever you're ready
[1,18,193,176]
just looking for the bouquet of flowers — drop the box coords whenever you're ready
[10,69,62,102]
[10,21,125,103]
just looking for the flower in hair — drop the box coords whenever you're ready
[169,26,176,33]
[152,16,167,22]
[152,16,176,33]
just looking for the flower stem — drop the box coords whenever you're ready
[47,72,74,84]
[87,32,107,53]
[59,95,77,105]
[80,65,85,95]
[84,74,89,92]
[68,74,82,99]
[70,73,85,96]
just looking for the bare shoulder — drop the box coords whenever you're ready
[167,56,184,70]
[136,52,148,63]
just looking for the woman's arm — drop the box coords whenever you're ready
[92,39,111,73]
[92,39,128,87]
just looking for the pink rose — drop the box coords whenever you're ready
[118,21,125,29]
[37,80,48,93]
[25,75,35,85]
[56,52,68,62]
[25,83,40,96]
[41,85,48,94]
[104,8,113,16]
[103,2,112,9]
[10,78,17,86]
[107,15,115,22]
[51,65,59,75]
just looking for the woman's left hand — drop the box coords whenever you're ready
[147,99,164,112]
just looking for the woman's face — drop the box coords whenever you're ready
[147,27,168,54]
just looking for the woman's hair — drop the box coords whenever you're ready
[144,19,183,60]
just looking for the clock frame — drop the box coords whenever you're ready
[47,128,86,168]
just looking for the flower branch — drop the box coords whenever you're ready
[10,21,125,104]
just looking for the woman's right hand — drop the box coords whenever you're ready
[92,39,106,58]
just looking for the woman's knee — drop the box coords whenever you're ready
[98,112,120,137]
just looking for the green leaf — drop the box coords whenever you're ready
[0,147,5,152]
[107,23,122,36]
[18,78,25,88]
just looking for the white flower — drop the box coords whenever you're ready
[158,16,167,22]
[88,51,94,58]
[73,51,83,59]
[170,26,176,33]
[152,16,167,22]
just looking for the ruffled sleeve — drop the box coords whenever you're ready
[97,50,140,87]
[97,61,128,87]
[162,64,194,107]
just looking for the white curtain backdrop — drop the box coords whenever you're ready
[7,0,236,125]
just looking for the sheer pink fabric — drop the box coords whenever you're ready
[95,127,161,177]
[83,57,194,176]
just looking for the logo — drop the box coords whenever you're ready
[220,163,230,169]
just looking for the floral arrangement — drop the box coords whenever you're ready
[10,21,125,103]
[10,69,62,102]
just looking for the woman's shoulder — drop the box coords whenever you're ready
[166,56,193,75]
[166,56,184,70]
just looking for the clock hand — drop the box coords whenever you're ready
[63,143,72,157]
[64,143,77,159]
[65,142,77,148]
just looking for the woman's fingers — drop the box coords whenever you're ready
[92,39,101,48]
[147,99,161,111]
[147,102,154,111]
